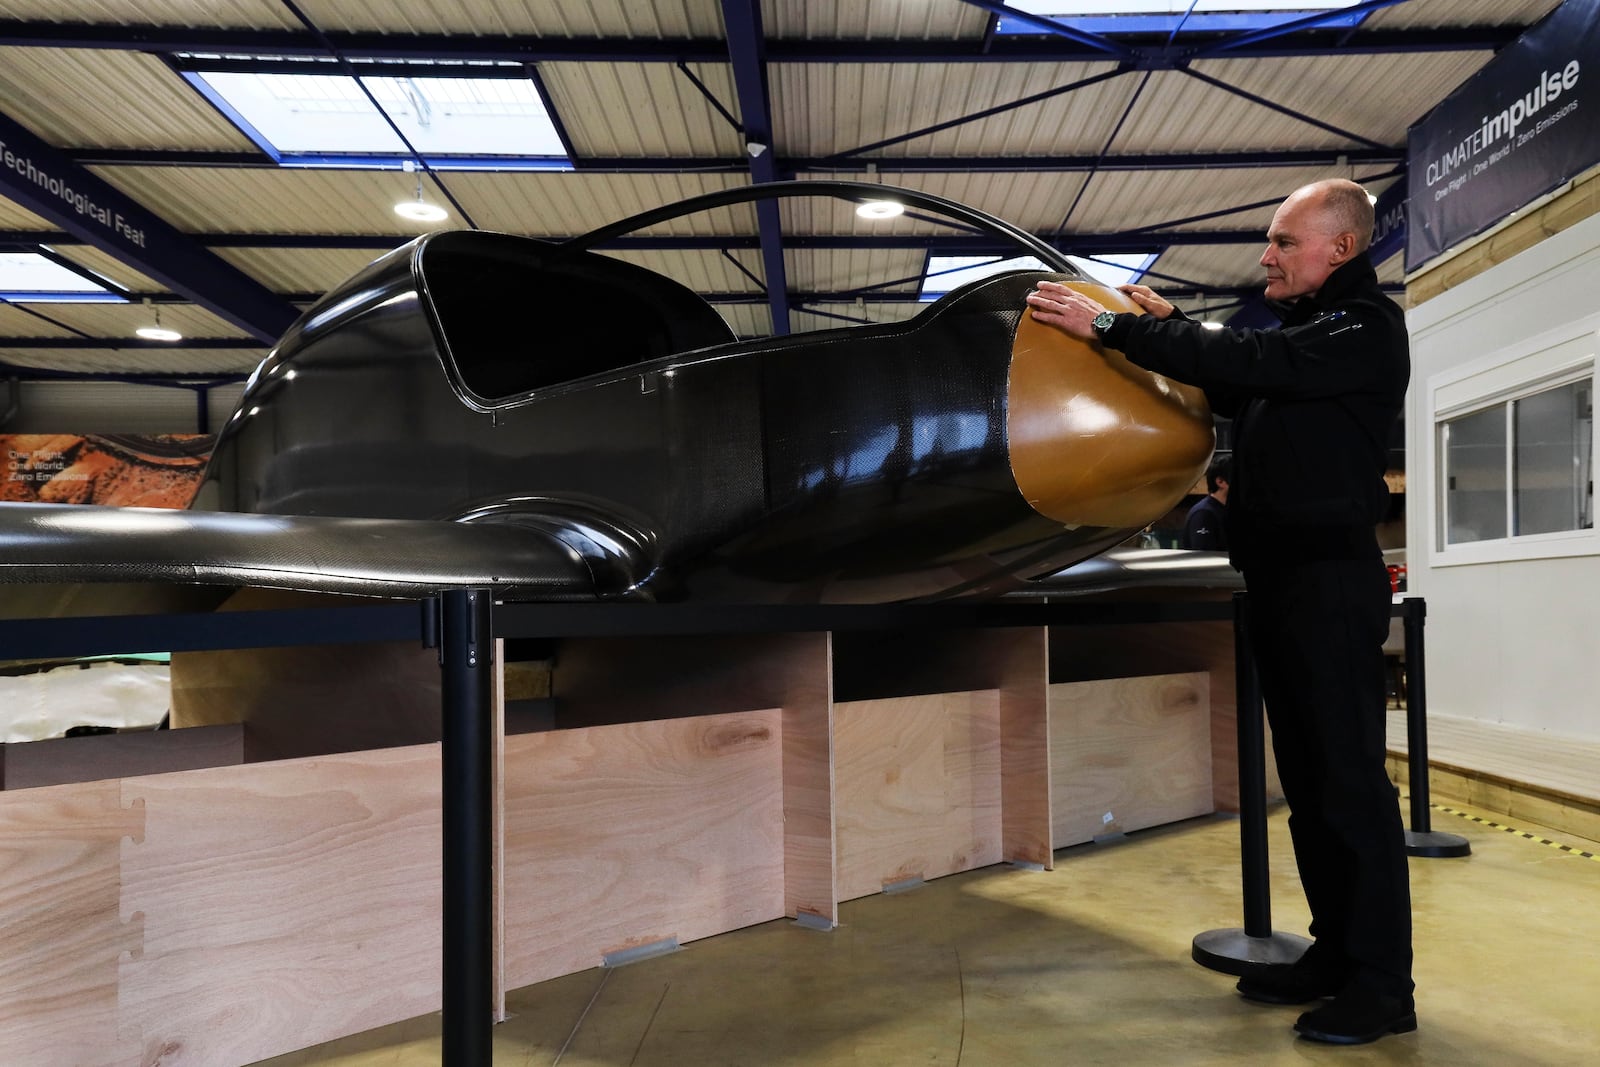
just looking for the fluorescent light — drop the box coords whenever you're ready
[857,200,905,220]
[395,198,449,222]
[135,325,183,342]
[1201,321,1225,331]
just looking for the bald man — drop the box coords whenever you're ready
[1028,179,1414,1045]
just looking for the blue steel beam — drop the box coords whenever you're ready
[62,147,1405,172]
[825,65,1130,162]
[719,0,790,335]
[1178,67,1390,150]
[0,110,296,342]
[0,21,1517,63]
[956,0,1137,59]
[3,229,1270,252]
[1185,0,1412,59]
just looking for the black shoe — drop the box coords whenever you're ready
[1236,964,1345,1005]
[1294,984,1417,1045]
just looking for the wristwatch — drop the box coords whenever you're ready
[1090,310,1118,338]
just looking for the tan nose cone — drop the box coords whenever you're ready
[1007,282,1214,529]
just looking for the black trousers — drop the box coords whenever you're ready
[1243,556,1413,997]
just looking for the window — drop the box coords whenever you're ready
[0,251,124,302]
[920,252,1156,300]
[995,1,1370,36]
[182,70,571,169]
[1439,377,1594,548]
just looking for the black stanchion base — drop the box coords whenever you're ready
[1405,829,1471,857]
[1191,928,1312,978]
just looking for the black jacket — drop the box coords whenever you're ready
[1182,494,1227,551]
[1100,254,1409,569]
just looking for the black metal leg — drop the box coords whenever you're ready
[440,589,495,1064]
[1192,591,1311,975]
[1399,597,1470,858]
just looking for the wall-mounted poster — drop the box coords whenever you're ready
[1,433,214,507]
[1406,0,1599,271]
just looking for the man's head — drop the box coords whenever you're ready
[1260,179,1373,302]
[1205,454,1231,500]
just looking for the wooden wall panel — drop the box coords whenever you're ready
[2,724,243,791]
[993,628,1052,868]
[1050,673,1212,847]
[834,692,1002,901]
[169,589,440,762]
[500,711,786,990]
[1047,619,1278,811]
[781,633,836,926]
[117,747,442,1067]
[0,781,142,1067]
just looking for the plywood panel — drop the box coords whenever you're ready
[993,628,1052,868]
[501,711,786,990]
[3,724,243,791]
[118,746,442,1067]
[781,633,836,925]
[169,589,440,762]
[0,781,143,1067]
[834,691,1003,901]
[1047,618,1278,810]
[1050,673,1212,847]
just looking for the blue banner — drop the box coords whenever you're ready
[1406,0,1599,272]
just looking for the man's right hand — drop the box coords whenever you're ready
[1118,284,1175,321]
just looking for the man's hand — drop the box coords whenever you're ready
[1118,283,1175,320]
[1025,280,1106,340]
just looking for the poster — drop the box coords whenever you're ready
[1,433,214,508]
[1406,0,1599,270]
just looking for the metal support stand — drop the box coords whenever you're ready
[440,589,495,1065]
[1398,597,1470,858]
[1192,592,1311,976]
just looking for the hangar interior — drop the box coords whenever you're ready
[1,1,1598,1065]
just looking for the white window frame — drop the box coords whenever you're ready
[1427,314,1599,567]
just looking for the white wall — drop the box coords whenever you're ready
[1407,209,1600,741]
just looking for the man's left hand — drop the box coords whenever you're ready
[1026,280,1107,340]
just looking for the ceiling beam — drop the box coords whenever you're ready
[61,147,1406,172]
[0,109,297,342]
[0,20,1517,64]
[3,229,1270,253]
[719,0,790,335]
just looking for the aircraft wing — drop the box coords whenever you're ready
[0,502,600,602]
[1013,547,1244,598]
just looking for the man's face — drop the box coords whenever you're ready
[1259,194,1345,302]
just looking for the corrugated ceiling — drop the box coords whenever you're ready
[0,0,1571,430]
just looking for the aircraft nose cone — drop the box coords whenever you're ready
[1006,283,1214,529]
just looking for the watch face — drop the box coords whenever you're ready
[1093,311,1116,333]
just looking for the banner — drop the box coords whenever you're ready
[1,433,213,507]
[1406,0,1600,272]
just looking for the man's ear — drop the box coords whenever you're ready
[1330,232,1357,265]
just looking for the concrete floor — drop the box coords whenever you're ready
[256,798,1600,1066]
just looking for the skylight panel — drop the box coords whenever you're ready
[0,252,124,302]
[996,2,1369,36]
[185,71,571,169]
[920,253,1156,300]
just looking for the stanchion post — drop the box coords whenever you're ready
[1192,591,1311,975]
[1399,596,1470,858]
[440,588,496,1064]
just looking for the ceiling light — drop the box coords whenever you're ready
[1201,321,1225,331]
[135,302,182,342]
[856,200,904,220]
[395,175,448,222]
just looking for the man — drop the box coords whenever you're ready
[1026,179,1413,1046]
[1183,455,1230,551]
